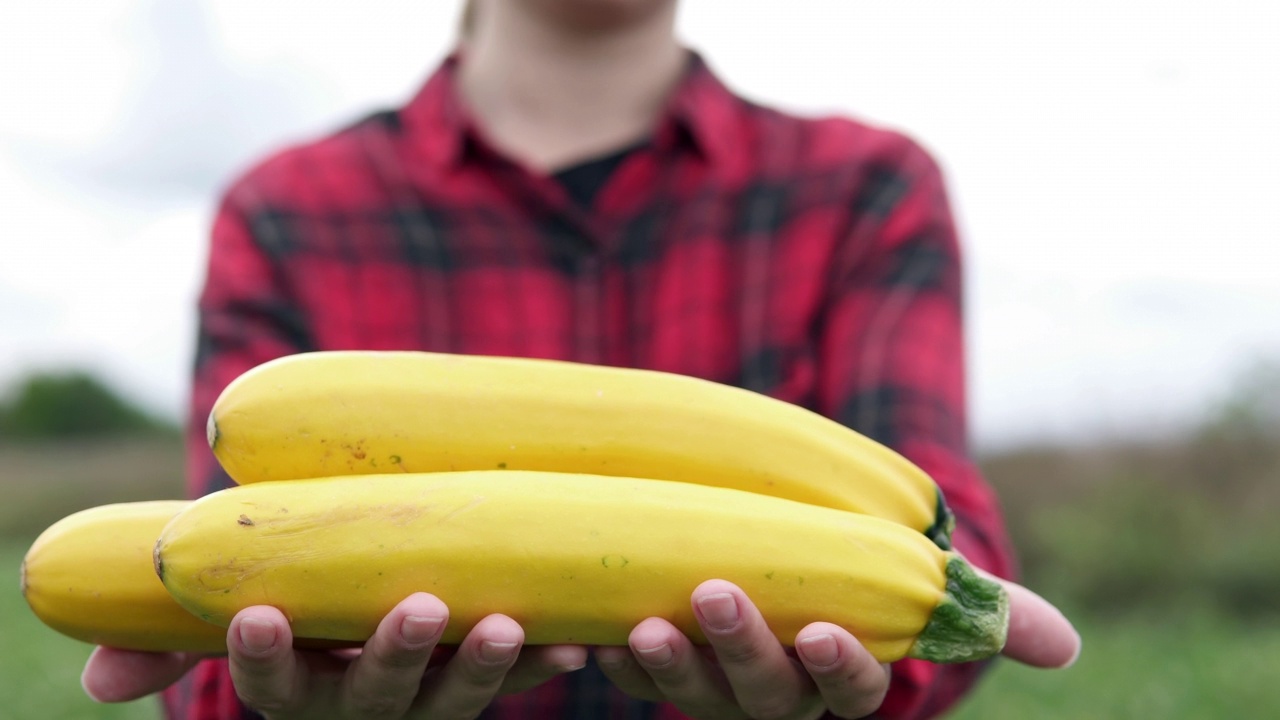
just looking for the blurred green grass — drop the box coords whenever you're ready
[4,537,162,720]
[2,438,181,719]
[951,607,1280,719]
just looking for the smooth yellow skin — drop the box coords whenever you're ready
[157,471,950,663]
[21,501,229,653]
[209,351,940,536]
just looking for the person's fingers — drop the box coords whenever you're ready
[994,576,1082,668]
[412,614,525,717]
[495,644,589,696]
[691,580,820,719]
[594,644,665,703]
[227,606,307,716]
[341,592,447,719]
[81,647,205,703]
[625,616,743,717]
[794,623,890,719]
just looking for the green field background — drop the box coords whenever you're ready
[5,374,1280,720]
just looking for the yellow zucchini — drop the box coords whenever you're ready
[21,501,228,652]
[207,351,955,547]
[156,471,1006,663]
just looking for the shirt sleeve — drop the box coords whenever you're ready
[183,189,316,499]
[814,138,1016,719]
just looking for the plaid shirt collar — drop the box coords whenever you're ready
[400,49,740,171]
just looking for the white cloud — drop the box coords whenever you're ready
[0,1,139,149]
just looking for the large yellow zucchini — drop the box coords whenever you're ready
[21,501,228,652]
[207,351,955,547]
[155,471,1006,663]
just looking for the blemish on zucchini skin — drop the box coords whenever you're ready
[601,555,629,569]
[153,543,164,580]
[206,413,219,450]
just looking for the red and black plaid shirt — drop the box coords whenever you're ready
[163,52,1014,720]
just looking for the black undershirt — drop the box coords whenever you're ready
[551,141,648,208]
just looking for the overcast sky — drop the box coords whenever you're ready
[1,0,1277,450]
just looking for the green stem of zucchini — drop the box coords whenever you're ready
[908,554,1009,664]
[925,487,956,550]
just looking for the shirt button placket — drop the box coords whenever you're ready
[574,253,604,366]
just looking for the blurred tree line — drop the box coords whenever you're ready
[981,358,1280,621]
[0,371,178,441]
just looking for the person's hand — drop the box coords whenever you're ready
[81,592,589,719]
[594,576,1081,720]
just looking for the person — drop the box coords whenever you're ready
[81,0,1081,718]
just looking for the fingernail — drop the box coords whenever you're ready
[400,615,445,645]
[81,675,101,703]
[479,640,519,664]
[238,617,277,654]
[559,661,588,673]
[80,654,104,702]
[797,634,840,668]
[697,592,740,630]
[595,651,628,671]
[1061,631,1083,669]
[635,643,674,667]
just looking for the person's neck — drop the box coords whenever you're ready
[457,4,685,173]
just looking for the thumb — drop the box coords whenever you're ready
[82,646,206,702]
[991,574,1082,669]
